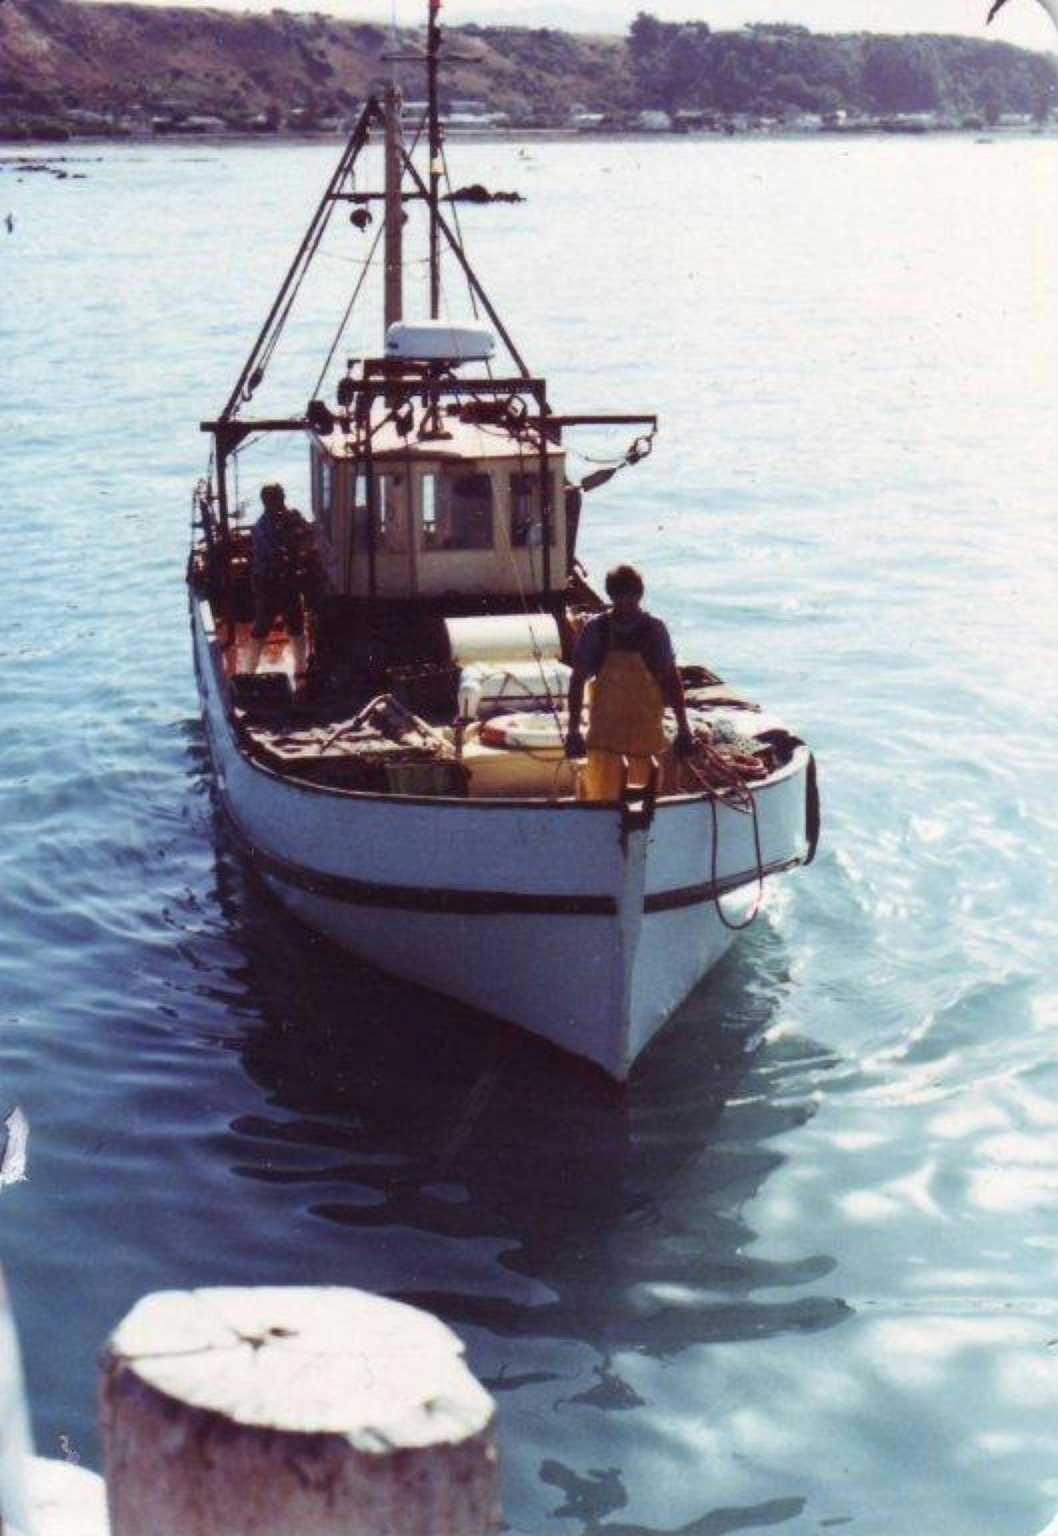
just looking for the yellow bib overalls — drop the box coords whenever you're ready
[580,647,667,802]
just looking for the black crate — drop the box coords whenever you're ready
[386,663,460,722]
[230,672,295,720]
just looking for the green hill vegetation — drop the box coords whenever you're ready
[626,16,1056,122]
[0,0,1054,139]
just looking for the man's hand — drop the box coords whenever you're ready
[565,728,587,760]
[674,725,695,759]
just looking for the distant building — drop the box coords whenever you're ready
[637,110,672,132]
[401,99,502,128]
[445,110,509,128]
[157,114,229,134]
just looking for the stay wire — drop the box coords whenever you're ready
[310,217,385,402]
[510,431,574,797]
[255,171,354,387]
[439,139,495,381]
[439,145,475,318]
[311,110,430,403]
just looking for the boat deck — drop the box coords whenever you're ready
[205,604,798,805]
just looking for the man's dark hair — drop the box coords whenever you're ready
[261,483,286,508]
[605,564,645,599]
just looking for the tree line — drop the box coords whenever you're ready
[627,16,1057,121]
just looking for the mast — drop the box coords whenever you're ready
[427,0,442,318]
[195,28,661,618]
[384,82,404,337]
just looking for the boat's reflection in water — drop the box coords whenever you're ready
[208,804,847,1531]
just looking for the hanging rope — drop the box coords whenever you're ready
[317,249,423,270]
[568,427,657,471]
[708,787,765,931]
[682,744,768,930]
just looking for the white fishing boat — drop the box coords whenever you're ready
[188,4,820,1082]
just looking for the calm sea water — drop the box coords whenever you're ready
[2,131,1057,1535]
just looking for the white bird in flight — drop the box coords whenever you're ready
[987,0,1058,29]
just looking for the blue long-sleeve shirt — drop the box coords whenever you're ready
[572,611,675,683]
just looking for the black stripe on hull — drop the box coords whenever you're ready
[644,857,804,913]
[222,796,802,918]
[248,836,620,916]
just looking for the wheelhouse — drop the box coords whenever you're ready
[310,404,567,602]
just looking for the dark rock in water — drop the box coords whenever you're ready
[0,156,82,179]
[445,183,523,204]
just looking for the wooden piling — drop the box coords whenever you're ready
[99,1287,501,1536]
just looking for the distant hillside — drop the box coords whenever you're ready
[626,17,1056,121]
[0,0,631,127]
[0,1,1054,133]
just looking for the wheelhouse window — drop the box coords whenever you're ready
[374,471,408,552]
[316,455,336,539]
[350,469,368,545]
[421,470,494,551]
[509,470,556,548]
[421,472,438,546]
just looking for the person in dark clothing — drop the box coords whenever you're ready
[247,483,310,678]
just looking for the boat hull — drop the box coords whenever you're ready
[192,600,813,1080]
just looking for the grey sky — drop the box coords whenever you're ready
[122,0,1057,50]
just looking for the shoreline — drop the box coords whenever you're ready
[2,122,1057,155]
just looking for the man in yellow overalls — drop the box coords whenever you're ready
[565,565,694,801]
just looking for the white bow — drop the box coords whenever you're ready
[0,1266,35,1536]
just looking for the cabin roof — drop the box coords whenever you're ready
[317,413,563,464]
